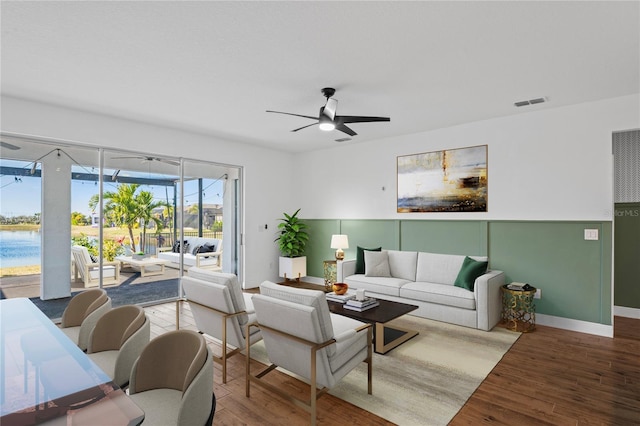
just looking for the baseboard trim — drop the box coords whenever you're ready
[614,305,640,319]
[536,314,613,338]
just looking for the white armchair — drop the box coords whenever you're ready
[71,245,120,287]
[180,267,262,383]
[246,281,372,426]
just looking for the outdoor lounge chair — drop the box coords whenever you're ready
[71,245,120,287]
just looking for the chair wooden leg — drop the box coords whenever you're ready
[367,326,373,394]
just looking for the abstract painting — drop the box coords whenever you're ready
[397,145,487,212]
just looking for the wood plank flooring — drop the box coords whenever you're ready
[144,302,640,425]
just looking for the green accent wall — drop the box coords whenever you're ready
[489,221,611,324]
[401,220,488,256]
[614,203,640,309]
[304,218,613,325]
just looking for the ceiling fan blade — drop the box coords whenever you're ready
[336,115,391,124]
[322,98,337,120]
[335,123,357,137]
[266,110,318,121]
[1,141,21,150]
[291,123,318,132]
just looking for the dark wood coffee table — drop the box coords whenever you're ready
[328,299,419,354]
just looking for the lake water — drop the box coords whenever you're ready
[0,230,41,268]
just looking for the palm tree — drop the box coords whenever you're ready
[135,190,165,253]
[90,184,166,252]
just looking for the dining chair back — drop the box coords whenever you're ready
[128,330,215,425]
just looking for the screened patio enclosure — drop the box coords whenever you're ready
[0,133,242,301]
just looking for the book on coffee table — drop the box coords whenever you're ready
[346,297,378,308]
[326,291,356,303]
[343,301,380,312]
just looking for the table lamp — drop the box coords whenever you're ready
[330,234,349,261]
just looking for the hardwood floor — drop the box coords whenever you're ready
[145,302,640,425]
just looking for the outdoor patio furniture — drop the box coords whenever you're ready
[71,245,120,287]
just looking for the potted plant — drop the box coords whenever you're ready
[275,209,309,281]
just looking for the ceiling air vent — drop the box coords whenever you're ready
[514,96,548,107]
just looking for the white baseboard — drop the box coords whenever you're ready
[536,314,613,338]
[614,305,640,319]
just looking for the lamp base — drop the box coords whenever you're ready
[335,249,345,261]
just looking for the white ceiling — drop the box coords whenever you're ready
[1,1,638,153]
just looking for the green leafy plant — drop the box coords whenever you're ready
[71,234,124,261]
[275,209,309,257]
[103,239,125,262]
[71,234,98,257]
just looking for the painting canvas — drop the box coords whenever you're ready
[397,145,487,212]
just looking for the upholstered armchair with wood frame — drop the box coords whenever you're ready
[128,330,216,425]
[180,267,262,384]
[60,288,112,351]
[246,281,372,426]
[87,305,150,388]
[71,245,120,287]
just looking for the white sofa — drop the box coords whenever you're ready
[337,250,505,331]
[157,237,222,269]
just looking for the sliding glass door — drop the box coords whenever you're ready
[0,133,242,309]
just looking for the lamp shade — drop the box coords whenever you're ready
[330,234,349,249]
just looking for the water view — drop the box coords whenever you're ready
[0,230,41,268]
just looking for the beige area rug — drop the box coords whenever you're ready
[250,315,520,426]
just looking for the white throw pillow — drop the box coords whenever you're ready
[364,250,391,277]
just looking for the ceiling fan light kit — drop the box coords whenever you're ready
[267,87,390,137]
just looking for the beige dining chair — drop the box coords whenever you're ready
[180,267,262,384]
[87,305,150,388]
[246,281,372,426]
[128,330,215,425]
[60,288,112,351]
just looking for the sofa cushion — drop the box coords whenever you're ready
[400,282,476,310]
[454,256,488,291]
[415,252,487,286]
[344,275,409,297]
[364,251,391,277]
[387,250,418,281]
[355,246,381,274]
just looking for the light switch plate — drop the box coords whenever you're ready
[584,229,599,240]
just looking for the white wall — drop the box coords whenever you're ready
[1,96,296,287]
[293,95,640,221]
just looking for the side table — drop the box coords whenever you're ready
[501,284,536,332]
[323,260,337,292]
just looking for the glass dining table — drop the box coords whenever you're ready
[0,298,144,425]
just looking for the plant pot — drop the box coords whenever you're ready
[279,256,307,280]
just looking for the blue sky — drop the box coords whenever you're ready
[0,160,223,218]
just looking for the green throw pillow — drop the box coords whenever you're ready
[355,246,382,274]
[454,256,488,291]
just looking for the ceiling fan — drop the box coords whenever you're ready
[267,87,390,137]
[110,155,180,166]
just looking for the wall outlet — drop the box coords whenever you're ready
[534,288,541,299]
